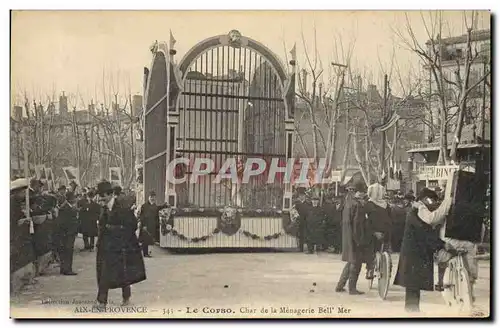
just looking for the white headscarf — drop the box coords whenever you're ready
[367,183,388,208]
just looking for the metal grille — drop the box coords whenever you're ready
[176,46,286,209]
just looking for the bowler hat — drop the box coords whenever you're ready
[404,193,415,201]
[97,181,113,196]
[354,181,367,193]
[417,188,438,202]
[58,185,67,191]
[113,186,122,195]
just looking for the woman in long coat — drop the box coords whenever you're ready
[393,188,452,312]
[96,181,146,306]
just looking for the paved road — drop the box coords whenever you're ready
[10,237,490,318]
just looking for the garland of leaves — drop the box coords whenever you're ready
[160,208,299,242]
[240,230,283,240]
[166,227,221,243]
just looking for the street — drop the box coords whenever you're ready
[10,237,490,319]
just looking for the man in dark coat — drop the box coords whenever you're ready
[335,182,369,295]
[294,187,310,252]
[304,195,326,254]
[390,194,414,252]
[139,191,168,257]
[322,195,338,252]
[393,188,452,312]
[96,181,146,306]
[57,192,80,275]
[79,191,100,251]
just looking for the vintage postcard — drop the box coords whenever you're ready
[9,10,491,319]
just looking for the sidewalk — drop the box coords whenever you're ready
[10,237,491,318]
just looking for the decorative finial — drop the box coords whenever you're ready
[150,40,159,54]
[289,43,297,66]
[228,30,242,48]
[169,30,177,55]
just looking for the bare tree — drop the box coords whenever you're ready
[394,11,491,164]
[345,59,422,184]
[285,27,356,187]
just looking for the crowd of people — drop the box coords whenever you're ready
[11,176,485,311]
[293,180,484,313]
[292,184,415,256]
[10,178,169,306]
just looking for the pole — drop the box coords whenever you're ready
[380,74,388,179]
[481,59,486,165]
[22,126,32,233]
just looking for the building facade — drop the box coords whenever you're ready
[407,29,491,193]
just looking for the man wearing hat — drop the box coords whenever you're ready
[138,191,169,257]
[95,180,146,306]
[294,187,310,252]
[335,181,370,295]
[78,190,100,251]
[57,191,80,275]
[393,188,452,312]
[304,194,326,254]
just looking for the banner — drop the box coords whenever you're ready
[45,168,55,191]
[62,166,81,189]
[419,165,459,180]
[35,165,46,180]
[109,167,122,187]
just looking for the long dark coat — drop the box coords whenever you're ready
[294,200,310,239]
[365,201,392,248]
[58,202,80,236]
[341,196,370,263]
[389,204,408,252]
[140,202,167,235]
[305,205,326,246]
[393,207,444,291]
[96,199,146,290]
[78,199,100,237]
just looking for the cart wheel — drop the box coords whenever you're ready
[378,252,391,300]
[368,276,374,290]
[457,268,473,313]
[442,260,458,308]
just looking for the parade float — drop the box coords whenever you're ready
[141,30,300,249]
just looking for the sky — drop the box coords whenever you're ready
[11,10,491,108]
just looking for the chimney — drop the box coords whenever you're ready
[88,103,95,115]
[318,82,323,107]
[301,69,308,95]
[59,91,68,114]
[13,105,22,121]
[367,84,377,102]
[48,102,56,115]
[132,95,143,116]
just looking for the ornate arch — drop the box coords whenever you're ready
[178,30,288,84]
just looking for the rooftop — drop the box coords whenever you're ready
[425,29,491,46]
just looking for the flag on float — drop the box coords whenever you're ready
[45,168,55,191]
[169,30,176,49]
[35,165,46,180]
[289,43,297,62]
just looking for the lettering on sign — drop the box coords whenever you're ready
[420,166,459,180]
